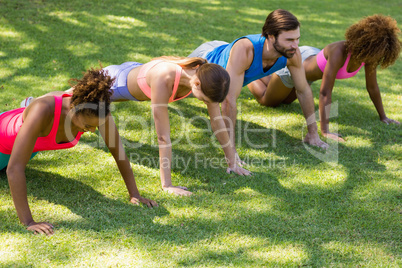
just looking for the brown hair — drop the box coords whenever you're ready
[262,9,300,39]
[152,56,208,68]
[152,56,230,103]
[345,14,401,68]
[69,67,114,117]
[197,63,230,103]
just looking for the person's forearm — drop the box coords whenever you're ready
[114,156,141,198]
[100,118,141,199]
[319,93,331,134]
[296,87,319,133]
[367,88,386,120]
[221,100,237,148]
[210,118,236,168]
[7,168,34,225]
[158,144,172,188]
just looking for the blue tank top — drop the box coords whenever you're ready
[205,34,287,86]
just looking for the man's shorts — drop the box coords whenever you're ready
[188,40,229,59]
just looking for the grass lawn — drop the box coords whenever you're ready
[0,0,401,267]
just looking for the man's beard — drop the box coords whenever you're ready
[273,39,296,59]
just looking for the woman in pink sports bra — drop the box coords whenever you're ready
[25,57,251,196]
[2,67,157,236]
[249,15,401,141]
[117,56,252,196]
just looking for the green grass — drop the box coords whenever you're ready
[1,0,401,267]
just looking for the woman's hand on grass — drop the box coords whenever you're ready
[27,221,54,236]
[162,186,192,196]
[235,152,246,167]
[303,132,329,149]
[381,117,400,125]
[227,164,252,176]
[322,132,346,142]
[130,196,158,208]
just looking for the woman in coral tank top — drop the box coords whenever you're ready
[1,67,156,236]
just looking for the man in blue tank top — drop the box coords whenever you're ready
[189,9,328,162]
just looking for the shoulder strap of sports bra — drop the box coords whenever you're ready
[169,64,183,102]
[137,60,164,99]
[48,93,72,137]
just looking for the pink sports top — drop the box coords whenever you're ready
[0,94,82,154]
[137,60,191,103]
[316,49,365,79]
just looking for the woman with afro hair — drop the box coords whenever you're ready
[1,67,157,236]
[248,14,401,141]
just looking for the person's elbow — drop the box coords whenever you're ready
[295,82,310,95]
[319,88,331,99]
[157,134,172,147]
[365,85,378,96]
[6,163,25,181]
[319,90,327,98]
[222,96,236,109]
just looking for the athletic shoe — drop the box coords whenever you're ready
[20,97,33,108]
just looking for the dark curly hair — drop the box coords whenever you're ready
[69,67,115,117]
[345,14,401,68]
